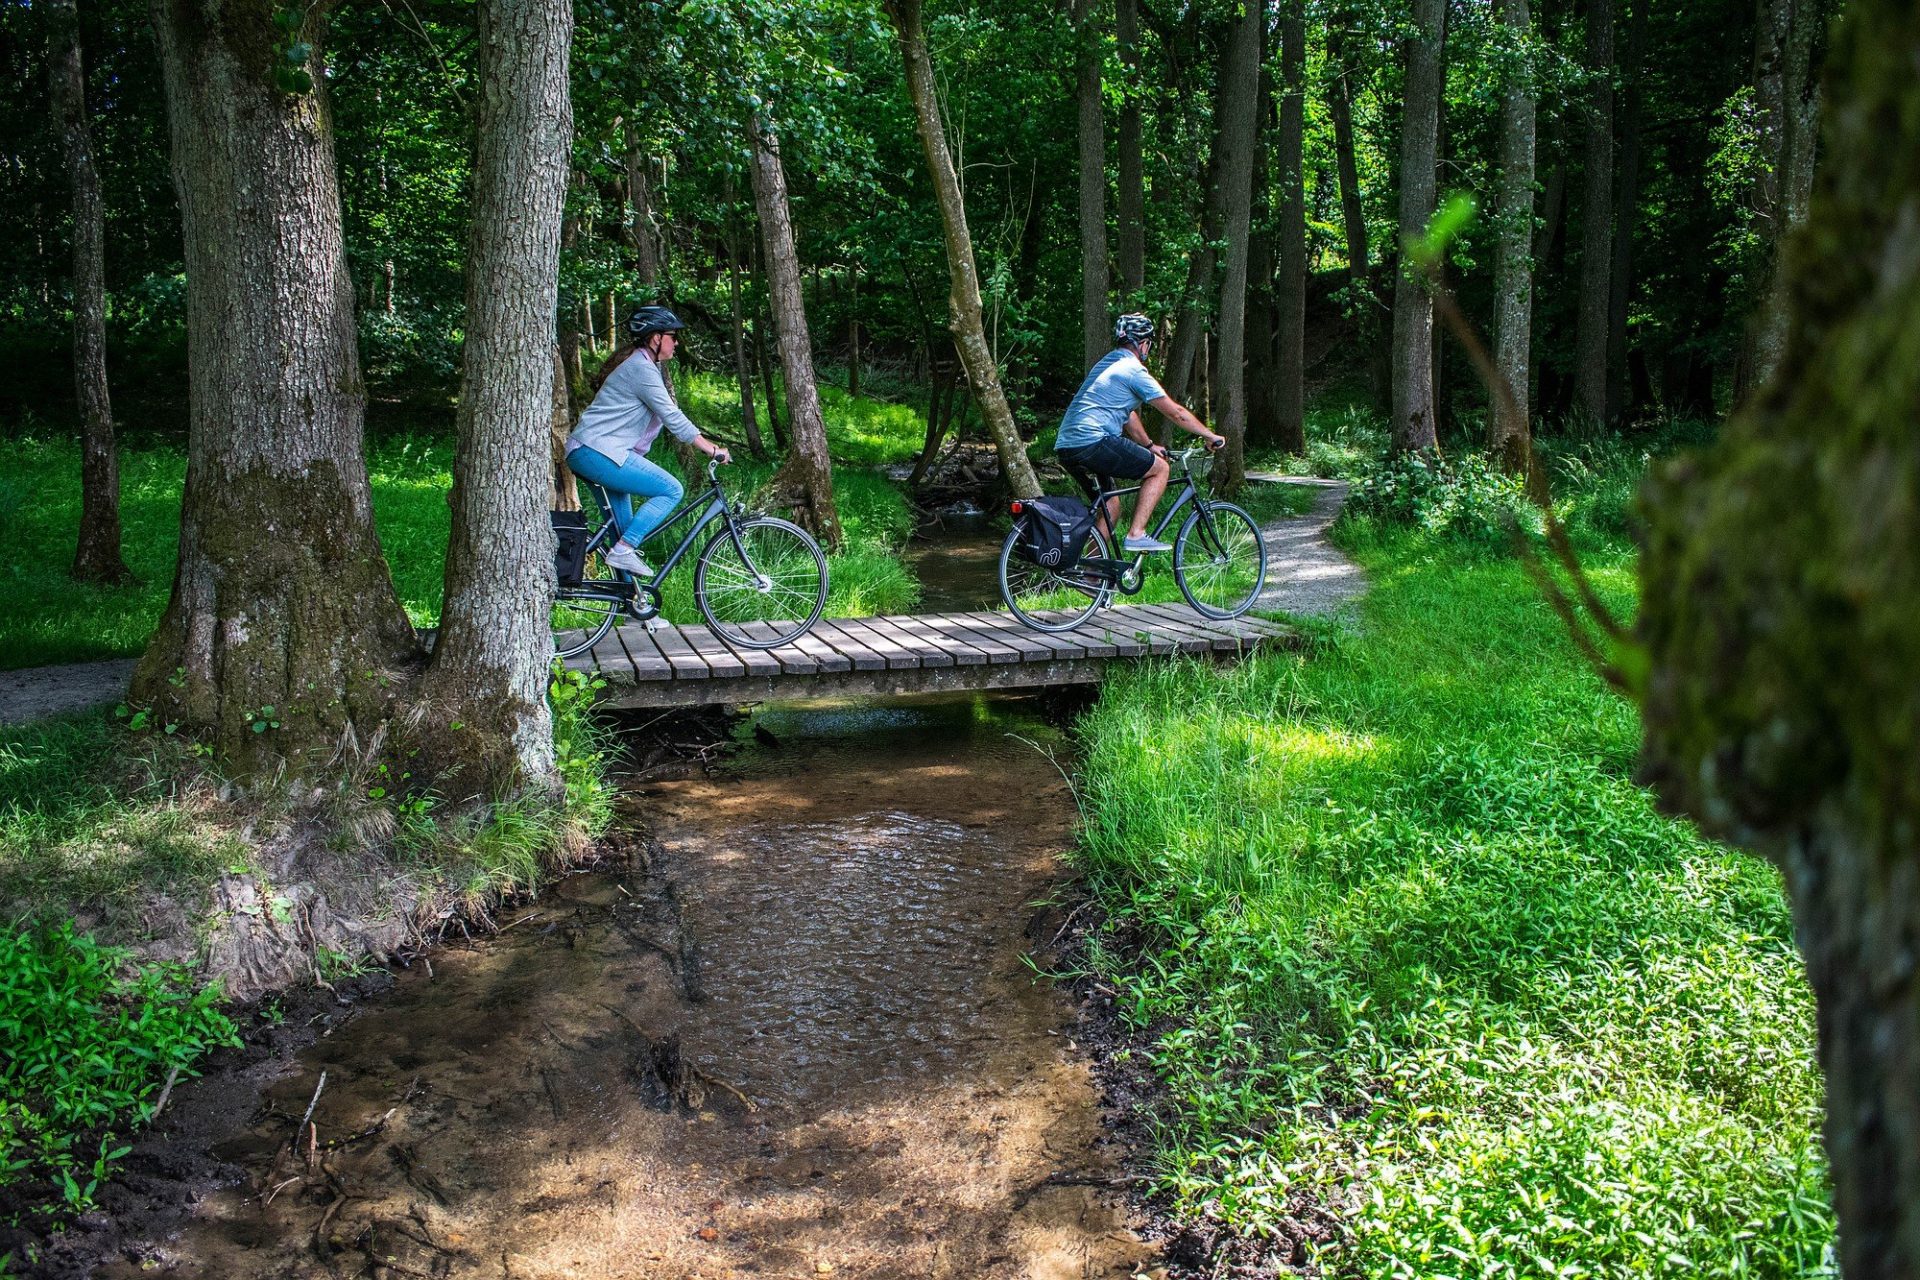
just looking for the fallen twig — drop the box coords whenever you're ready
[144,1064,182,1126]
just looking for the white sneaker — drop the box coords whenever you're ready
[604,542,654,578]
[1123,534,1173,554]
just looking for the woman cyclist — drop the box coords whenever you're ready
[565,305,731,579]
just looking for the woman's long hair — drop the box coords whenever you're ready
[591,341,642,393]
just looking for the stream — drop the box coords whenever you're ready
[92,695,1154,1280]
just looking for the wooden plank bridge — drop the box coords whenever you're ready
[565,603,1295,709]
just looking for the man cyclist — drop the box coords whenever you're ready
[1054,313,1224,553]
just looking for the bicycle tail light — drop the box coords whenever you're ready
[1009,500,1025,516]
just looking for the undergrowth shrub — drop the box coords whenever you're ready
[0,923,237,1213]
[1344,450,1540,548]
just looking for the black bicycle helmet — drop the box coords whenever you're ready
[626,304,686,340]
[1113,313,1155,347]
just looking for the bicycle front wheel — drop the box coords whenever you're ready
[695,516,829,648]
[1173,501,1266,618]
[997,521,1113,632]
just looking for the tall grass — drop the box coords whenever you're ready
[1071,454,1832,1275]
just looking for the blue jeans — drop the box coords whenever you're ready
[566,447,684,550]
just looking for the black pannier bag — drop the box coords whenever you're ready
[1018,496,1099,570]
[552,509,590,585]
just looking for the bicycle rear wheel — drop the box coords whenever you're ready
[695,516,829,648]
[552,586,622,660]
[1172,501,1266,618]
[997,521,1113,631]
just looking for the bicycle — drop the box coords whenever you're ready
[552,457,829,659]
[996,445,1267,632]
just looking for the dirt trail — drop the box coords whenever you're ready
[80,696,1155,1280]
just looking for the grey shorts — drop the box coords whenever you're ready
[1057,435,1156,498]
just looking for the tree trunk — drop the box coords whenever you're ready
[1390,0,1444,455]
[137,0,417,773]
[725,218,766,459]
[1491,0,1538,482]
[847,265,862,399]
[48,0,131,586]
[622,121,661,287]
[1115,0,1146,298]
[416,0,571,788]
[1746,0,1827,397]
[746,112,843,547]
[1165,28,1234,405]
[1637,6,1920,1272]
[1075,0,1110,367]
[1572,0,1614,426]
[1604,0,1645,425]
[1273,0,1307,456]
[1327,15,1370,299]
[551,345,580,511]
[909,361,956,488]
[883,0,1043,498]
[1213,0,1258,497]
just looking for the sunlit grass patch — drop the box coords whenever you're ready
[1071,448,1831,1274]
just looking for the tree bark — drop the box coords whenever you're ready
[1390,0,1444,455]
[416,0,572,787]
[1075,0,1110,367]
[48,0,131,586]
[725,217,766,459]
[1637,5,1919,1271]
[1273,0,1307,455]
[847,265,862,400]
[1572,0,1615,426]
[1490,0,1538,482]
[551,345,580,512]
[883,0,1043,498]
[1604,0,1645,424]
[1327,14,1370,300]
[1115,0,1146,298]
[1210,0,1260,494]
[1165,23,1234,406]
[746,112,843,547]
[138,0,417,773]
[1746,0,1827,397]
[622,121,661,287]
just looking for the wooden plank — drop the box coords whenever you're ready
[648,622,713,679]
[1143,601,1289,642]
[685,622,773,677]
[1101,607,1209,655]
[951,611,1057,661]
[610,621,673,680]
[880,614,982,666]
[955,610,1095,661]
[1131,604,1260,652]
[587,627,636,681]
[808,619,887,672]
[919,613,1025,664]
[834,617,921,670]
[789,626,853,673]
[865,615,953,667]
[740,619,818,674]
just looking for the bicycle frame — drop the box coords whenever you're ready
[563,460,746,605]
[1070,451,1221,588]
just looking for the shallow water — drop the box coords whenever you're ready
[903,523,1003,614]
[99,695,1150,1279]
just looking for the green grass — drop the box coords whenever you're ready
[0,408,924,671]
[1071,463,1832,1275]
[679,369,929,467]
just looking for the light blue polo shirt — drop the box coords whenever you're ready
[1055,349,1168,451]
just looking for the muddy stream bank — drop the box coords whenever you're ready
[72,694,1159,1280]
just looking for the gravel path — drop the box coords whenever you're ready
[1249,473,1367,617]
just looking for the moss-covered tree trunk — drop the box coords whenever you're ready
[416,0,571,790]
[883,0,1043,500]
[746,111,843,548]
[50,0,132,588]
[137,0,418,774]
[1637,3,1920,1270]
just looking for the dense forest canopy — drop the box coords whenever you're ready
[0,0,1805,439]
